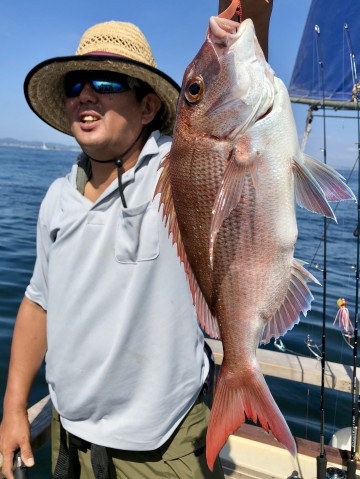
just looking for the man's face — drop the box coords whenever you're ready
[65,76,154,162]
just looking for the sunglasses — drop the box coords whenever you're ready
[64,71,132,98]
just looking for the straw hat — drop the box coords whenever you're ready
[24,21,180,136]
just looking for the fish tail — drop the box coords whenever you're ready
[206,364,296,470]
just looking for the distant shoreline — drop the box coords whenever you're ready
[0,140,80,153]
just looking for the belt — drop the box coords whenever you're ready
[53,391,205,479]
[53,422,116,479]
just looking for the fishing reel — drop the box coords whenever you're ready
[326,467,346,478]
[305,334,322,360]
[341,330,355,350]
[273,336,323,360]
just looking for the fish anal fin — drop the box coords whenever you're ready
[261,259,320,345]
[206,365,296,470]
[154,154,221,339]
[293,156,336,221]
[210,149,249,266]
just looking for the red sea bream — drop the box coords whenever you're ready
[155,12,355,470]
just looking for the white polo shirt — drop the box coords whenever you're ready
[26,131,208,450]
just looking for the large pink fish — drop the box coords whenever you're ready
[155,10,355,470]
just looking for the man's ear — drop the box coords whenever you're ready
[141,93,162,125]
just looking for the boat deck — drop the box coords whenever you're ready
[219,422,360,478]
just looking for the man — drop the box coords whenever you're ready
[0,21,224,479]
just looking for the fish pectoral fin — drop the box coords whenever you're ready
[293,156,336,221]
[261,259,321,345]
[209,150,247,266]
[302,153,356,203]
[154,154,221,340]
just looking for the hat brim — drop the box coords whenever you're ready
[24,55,181,136]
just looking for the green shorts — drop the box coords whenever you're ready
[52,396,224,479]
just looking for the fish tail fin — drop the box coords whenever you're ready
[206,364,296,470]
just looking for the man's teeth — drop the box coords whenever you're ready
[82,115,97,123]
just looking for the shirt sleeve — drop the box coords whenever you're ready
[25,178,64,311]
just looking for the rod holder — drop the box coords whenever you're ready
[346,458,357,479]
[316,455,327,479]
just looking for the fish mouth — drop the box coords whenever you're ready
[208,16,252,53]
[205,18,254,138]
[205,17,274,140]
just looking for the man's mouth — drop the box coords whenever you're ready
[82,115,98,123]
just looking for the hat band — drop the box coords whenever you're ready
[81,51,126,58]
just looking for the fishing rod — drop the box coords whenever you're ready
[13,450,29,479]
[314,24,328,479]
[343,22,360,479]
[308,156,358,272]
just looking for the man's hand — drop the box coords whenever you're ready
[0,410,34,479]
[1,297,46,478]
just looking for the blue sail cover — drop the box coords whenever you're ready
[289,0,360,108]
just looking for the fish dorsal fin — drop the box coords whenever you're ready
[261,259,320,345]
[293,155,336,221]
[302,154,356,203]
[154,153,221,339]
[209,148,250,266]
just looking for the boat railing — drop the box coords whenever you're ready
[0,339,359,477]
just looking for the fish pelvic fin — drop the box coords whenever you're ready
[206,364,296,470]
[293,154,356,221]
[261,258,320,345]
[154,154,221,339]
[209,149,248,266]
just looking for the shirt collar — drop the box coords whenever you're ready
[70,130,162,191]
[129,130,161,176]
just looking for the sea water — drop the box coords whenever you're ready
[0,145,358,477]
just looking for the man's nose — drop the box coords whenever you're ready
[78,82,98,102]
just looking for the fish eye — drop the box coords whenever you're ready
[185,76,205,104]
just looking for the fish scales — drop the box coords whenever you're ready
[170,139,225,307]
[155,10,356,471]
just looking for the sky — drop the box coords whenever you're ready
[1,0,358,168]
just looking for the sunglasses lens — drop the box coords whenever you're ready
[92,80,128,94]
[65,80,84,98]
[65,71,131,98]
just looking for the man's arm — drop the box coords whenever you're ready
[0,296,47,479]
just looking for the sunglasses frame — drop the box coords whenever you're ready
[64,70,132,98]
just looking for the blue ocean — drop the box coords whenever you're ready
[0,145,358,477]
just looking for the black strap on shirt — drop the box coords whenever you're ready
[115,158,127,208]
[53,420,80,479]
[53,421,116,479]
[90,444,117,479]
[88,126,146,208]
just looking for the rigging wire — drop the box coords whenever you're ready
[300,32,358,272]
[343,22,360,478]
[314,24,328,479]
[308,157,358,271]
